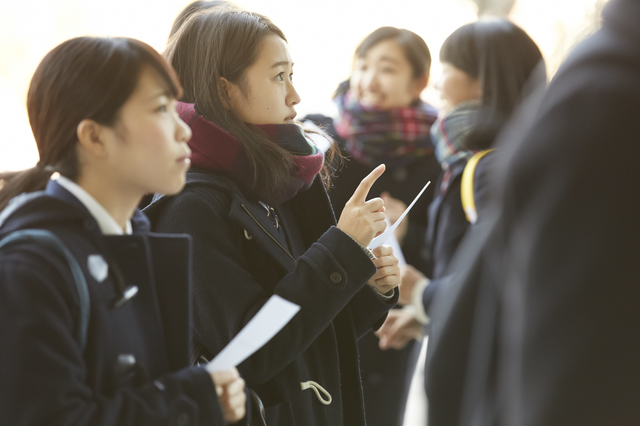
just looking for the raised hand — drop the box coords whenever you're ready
[337,164,387,247]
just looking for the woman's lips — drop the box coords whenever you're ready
[285,112,297,121]
[177,154,191,166]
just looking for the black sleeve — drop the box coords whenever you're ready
[0,255,226,426]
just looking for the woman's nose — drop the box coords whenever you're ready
[176,116,192,143]
[361,70,378,91]
[288,83,301,106]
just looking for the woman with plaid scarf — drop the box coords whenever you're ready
[304,26,441,426]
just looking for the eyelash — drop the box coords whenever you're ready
[277,72,294,82]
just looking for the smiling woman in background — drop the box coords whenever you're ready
[304,26,441,426]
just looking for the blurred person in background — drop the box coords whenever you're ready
[144,8,401,426]
[374,19,543,426]
[304,26,440,426]
[492,0,640,424]
[0,36,246,426]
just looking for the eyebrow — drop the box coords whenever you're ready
[147,90,171,102]
[271,60,293,69]
[378,55,400,64]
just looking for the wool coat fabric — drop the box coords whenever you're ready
[304,114,440,426]
[144,169,396,426]
[497,1,640,424]
[0,180,227,426]
[425,0,640,421]
[423,149,507,426]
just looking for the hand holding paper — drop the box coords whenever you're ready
[369,181,431,249]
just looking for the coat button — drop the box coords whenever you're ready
[176,412,190,426]
[330,272,342,284]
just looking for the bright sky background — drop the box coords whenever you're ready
[0,0,605,172]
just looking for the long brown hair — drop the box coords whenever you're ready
[0,37,182,211]
[165,8,338,198]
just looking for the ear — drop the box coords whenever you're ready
[219,76,238,110]
[76,119,109,159]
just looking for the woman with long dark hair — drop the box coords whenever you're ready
[144,8,401,426]
[380,18,544,329]
[0,37,246,425]
[304,26,441,426]
[376,23,544,421]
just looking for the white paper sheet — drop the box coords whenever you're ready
[369,181,431,250]
[206,295,301,373]
[384,218,407,267]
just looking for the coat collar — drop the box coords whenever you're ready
[45,179,151,234]
[52,176,133,235]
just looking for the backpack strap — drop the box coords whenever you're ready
[461,149,495,224]
[0,229,90,351]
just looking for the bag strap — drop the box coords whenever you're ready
[461,149,495,224]
[0,229,90,351]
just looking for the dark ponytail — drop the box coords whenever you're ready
[0,37,182,211]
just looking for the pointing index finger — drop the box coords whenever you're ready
[352,164,386,203]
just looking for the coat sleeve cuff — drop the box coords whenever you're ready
[315,226,377,286]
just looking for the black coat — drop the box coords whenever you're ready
[498,1,640,424]
[0,180,226,426]
[424,72,548,426]
[303,114,440,426]
[427,0,640,423]
[418,158,475,317]
[423,173,506,426]
[144,169,396,426]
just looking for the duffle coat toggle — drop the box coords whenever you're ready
[301,381,333,405]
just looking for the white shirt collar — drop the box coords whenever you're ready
[55,175,133,235]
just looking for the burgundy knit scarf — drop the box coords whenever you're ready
[179,102,324,207]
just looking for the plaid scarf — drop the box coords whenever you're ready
[334,85,438,169]
[179,102,324,207]
[431,101,479,171]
